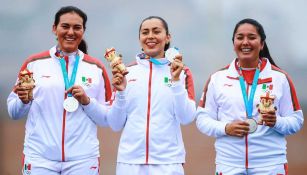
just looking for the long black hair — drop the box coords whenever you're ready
[139,16,170,51]
[54,6,88,54]
[232,18,278,67]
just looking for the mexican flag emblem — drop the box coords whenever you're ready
[82,76,92,87]
[24,163,32,174]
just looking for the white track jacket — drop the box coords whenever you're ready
[196,58,304,168]
[7,46,117,161]
[108,54,196,164]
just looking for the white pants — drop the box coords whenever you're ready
[116,163,184,175]
[216,163,288,175]
[22,155,100,175]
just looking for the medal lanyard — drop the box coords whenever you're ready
[149,57,170,65]
[59,55,80,97]
[238,66,260,119]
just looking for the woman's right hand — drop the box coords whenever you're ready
[14,85,32,104]
[225,120,250,137]
[112,67,126,91]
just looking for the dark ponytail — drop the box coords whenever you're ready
[78,39,88,54]
[54,6,88,54]
[232,18,278,67]
[260,42,277,67]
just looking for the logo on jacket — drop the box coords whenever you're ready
[82,76,92,87]
[223,83,233,87]
[128,78,137,82]
[24,163,32,174]
[164,76,172,87]
[262,83,273,93]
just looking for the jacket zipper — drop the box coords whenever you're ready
[245,84,250,168]
[61,56,69,161]
[145,62,153,164]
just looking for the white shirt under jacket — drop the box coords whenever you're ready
[7,46,125,161]
[196,58,304,168]
[107,54,196,164]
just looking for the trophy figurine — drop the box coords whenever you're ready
[104,48,128,75]
[256,92,277,124]
[18,68,35,101]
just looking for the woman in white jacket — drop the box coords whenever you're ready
[196,18,304,175]
[108,16,196,175]
[7,6,125,175]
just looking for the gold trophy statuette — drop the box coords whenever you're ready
[104,48,129,75]
[256,92,277,125]
[18,68,35,100]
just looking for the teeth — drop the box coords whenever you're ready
[242,48,251,52]
[147,42,156,47]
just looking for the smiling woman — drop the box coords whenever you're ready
[196,18,304,175]
[6,6,125,175]
[107,16,197,175]
[53,6,87,54]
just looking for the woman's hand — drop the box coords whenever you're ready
[170,54,184,81]
[261,111,277,127]
[225,120,250,137]
[111,67,126,91]
[14,85,33,104]
[67,85,90,105]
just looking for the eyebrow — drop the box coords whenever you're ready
[141,27,161,31]
[60,23,82,26]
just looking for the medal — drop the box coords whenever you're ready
[246,118,258,133]
[238,61,261,134]
[57,49,81,113]
[165,47,179,62]
[63,97,79,112]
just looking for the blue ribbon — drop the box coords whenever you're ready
[149,57,170,65]
[59,55,80,97]
[239,68,260,118]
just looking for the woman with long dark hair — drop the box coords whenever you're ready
[7,6,124,174]
[196,18,303,175]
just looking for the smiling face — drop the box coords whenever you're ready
[53,12,84,53]
[233,23,264,68]
[139,18,171,59]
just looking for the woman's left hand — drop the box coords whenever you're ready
[262,111,277,127]
[66,85,90,105]
[170,54,184,81]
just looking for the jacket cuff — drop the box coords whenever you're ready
[81,98,98,112]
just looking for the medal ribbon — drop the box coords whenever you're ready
[149,57,170,65]
[239,67,260,118]
[59,55,80,97]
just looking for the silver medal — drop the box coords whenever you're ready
[63,97,79,112]
[165,47,179,62]
[246,118,258,133]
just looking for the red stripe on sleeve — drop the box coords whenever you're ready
[183,66,195,100]
[199,77,211,108]
[272,66,301,111]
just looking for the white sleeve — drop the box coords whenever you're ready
[81,98,109,127]
[196,78,228,137]
[106,91,127,131]
[273,76,304,135]
[82,91,127,128]
[7,90,32,120]
[171,81,196,125]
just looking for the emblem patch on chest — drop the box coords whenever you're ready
[82,76,92,87]
[164,76,172,87]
